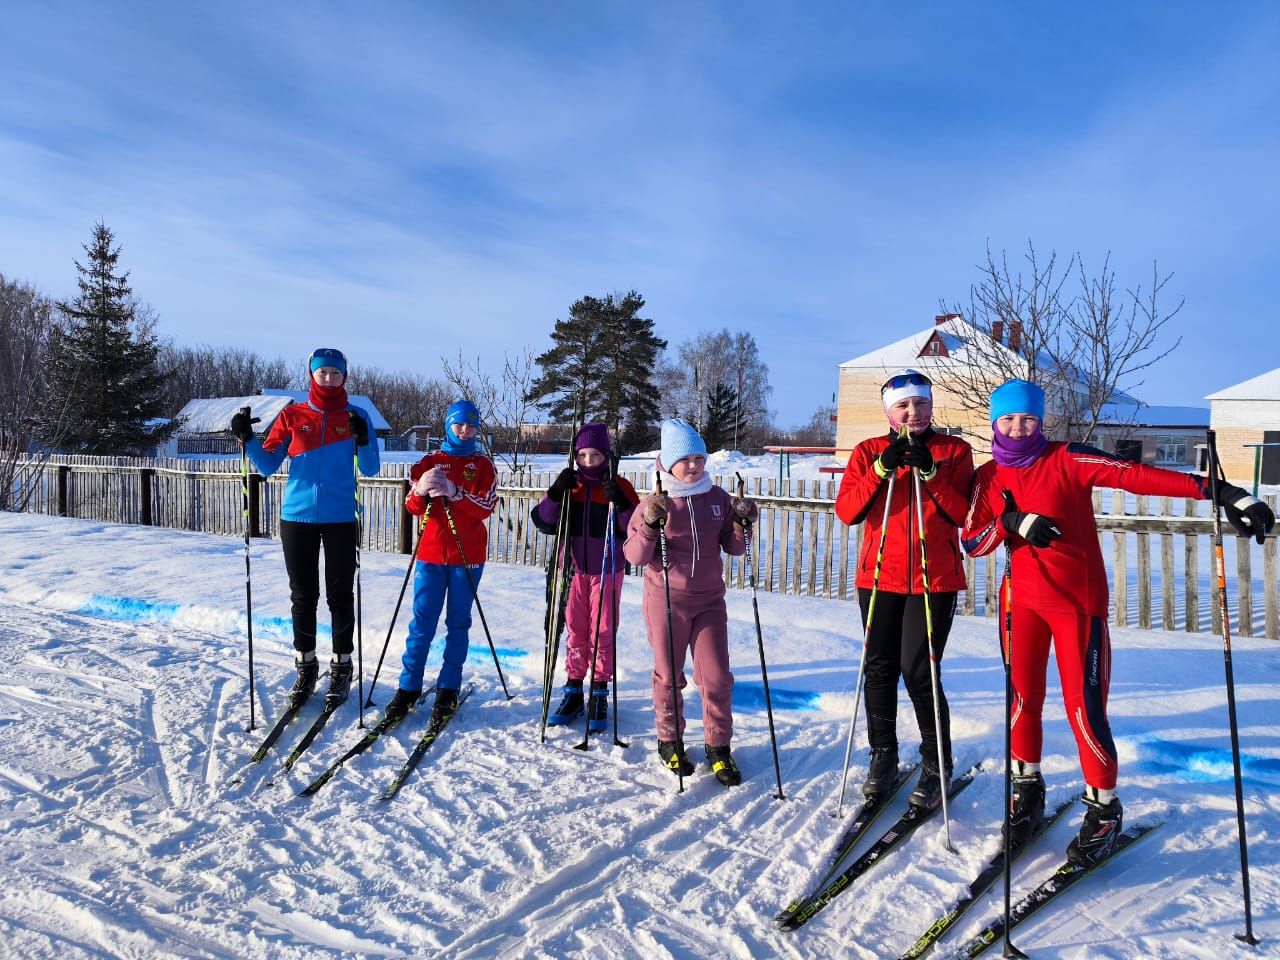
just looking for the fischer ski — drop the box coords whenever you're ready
[282,685,436,772]
[776,764,919,924]
[299,701,419,797]
[958,823,1160,958]
[379,685,474,801]
[779,766,980,932]
[897,799,1074,959]
[249,689,316,763]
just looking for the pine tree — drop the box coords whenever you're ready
[527,291,666,453]
[44,223,175,454]
[702,382,748,453]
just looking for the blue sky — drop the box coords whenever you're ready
[1,2,1277,425]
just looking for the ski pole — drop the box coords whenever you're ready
[540,396,583,741]
[737,472,785,801]
[654,473,686,793]
[354,453,365,729]
[366,502,430,707]
[606,495,630,749]
[440,498,512,700]
[834,449,899,818]
[238,406,259,732]
[1000,490,1027,960]
[912,453,953,852]
[1206,429,1260,946]
[575,494,616,752]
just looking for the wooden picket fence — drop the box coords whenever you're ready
[9,455,1278,639]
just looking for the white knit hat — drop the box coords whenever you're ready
[881,368,932,410]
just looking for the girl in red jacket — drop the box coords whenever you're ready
[384,399,497,725]
[835,369,975,809]
[963,379,1274,865]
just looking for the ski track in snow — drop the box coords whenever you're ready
[1,512,1279,959]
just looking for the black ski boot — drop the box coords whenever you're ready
[431,688,459,724]
[587,681,609,734]
[384,688,420,724]
[548,681,585,726]
[658,740,695,776]
[1003,771,1046,846]
[288,657,320,707]
[1067,793,1123,866]
[862,746,899,798]
[324,658,353,708]
[706,744,742,787]
[908,758,952,810]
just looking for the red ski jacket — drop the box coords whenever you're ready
[405,451,498,566]
[835,430,975,594]
[963,442,1209,615]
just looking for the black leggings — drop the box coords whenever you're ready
[280,520,359,656]
[857,589,957,766]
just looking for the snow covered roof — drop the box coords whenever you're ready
[1095,400,1210,428]
[839,316,1031,375]
[173,392,391,435]
[1205,367,1280,402]
[172,395,294,435]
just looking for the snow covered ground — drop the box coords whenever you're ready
[1,512,1278,959]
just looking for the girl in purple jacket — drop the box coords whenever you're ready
[624,419,757,786]
[532,423,639,732]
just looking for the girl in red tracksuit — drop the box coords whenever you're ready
[835,369,975,810]
[963,378,1274,866]
[384,399,497,726]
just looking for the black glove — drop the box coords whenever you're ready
[876,434,911,475]
[349,410,370,447]
[1216,482,1276,544]
[1001,510,1062,548]
[547,467,577,502]
[603,477,629,508]
[900,439,935,474]
[230,410,259,444]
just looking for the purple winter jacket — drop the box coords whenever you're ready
[532,475,638,574]
[624,485,747,598]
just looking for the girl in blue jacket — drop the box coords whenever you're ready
[231,348,380,706]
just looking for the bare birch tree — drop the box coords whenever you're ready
[443,347,541,473]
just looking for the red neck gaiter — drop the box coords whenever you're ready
[309,382,349,413]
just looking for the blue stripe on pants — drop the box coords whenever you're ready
[398,561,484,693]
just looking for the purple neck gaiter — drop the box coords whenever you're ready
[577,460,608,485]
[991,425,1049,468]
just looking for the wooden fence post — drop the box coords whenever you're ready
[248,474,263,539]
[56,465,70,517]
[140,468,154,525]
[399,478,413,554]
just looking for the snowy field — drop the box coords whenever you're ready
[1,512,1278,959]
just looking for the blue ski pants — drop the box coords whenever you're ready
[398,561,483,694]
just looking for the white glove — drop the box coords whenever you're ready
[411,470,434,497]
[424,465,458,500]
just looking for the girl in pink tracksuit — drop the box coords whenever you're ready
[624,418,757,786]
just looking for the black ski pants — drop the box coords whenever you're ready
[856,588,957,770]
[280,520,359,657]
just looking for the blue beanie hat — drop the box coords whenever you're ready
[659,418,707,471]
[309,347,347,377]
[441,399,480,456]
[990,379,1045,423]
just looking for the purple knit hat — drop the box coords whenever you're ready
[574,422,610,456]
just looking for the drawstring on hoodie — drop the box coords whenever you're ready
[687,495,700,578]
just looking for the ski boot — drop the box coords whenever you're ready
[862,746,899,798]
[431,688,460,724]
[587,681,609,734]
[384,688,420,724]
[1003,769,1046,846]
[547,680,585,726]
[1067,792,1123,866]
[658,740,695,776]
[288,656,320,707]
[706,744,742,787]
[324,657,353,709]
[908,756,952,811]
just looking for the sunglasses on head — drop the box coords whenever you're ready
[882,372,932,392]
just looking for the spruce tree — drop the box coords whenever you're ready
[44,223,175,454]
[702,382,747,453]
[527,291,666,453]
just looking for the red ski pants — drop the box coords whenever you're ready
[1002,598,1118,790]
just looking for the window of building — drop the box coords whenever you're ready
[1155,436,1186,464]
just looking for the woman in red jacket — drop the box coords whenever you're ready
[835,369,975,809]
[963,378,1274,865]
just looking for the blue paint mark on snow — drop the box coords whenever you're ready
[80,595,181,622]
[1133,736,1280,787]
[732,682,819,711]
